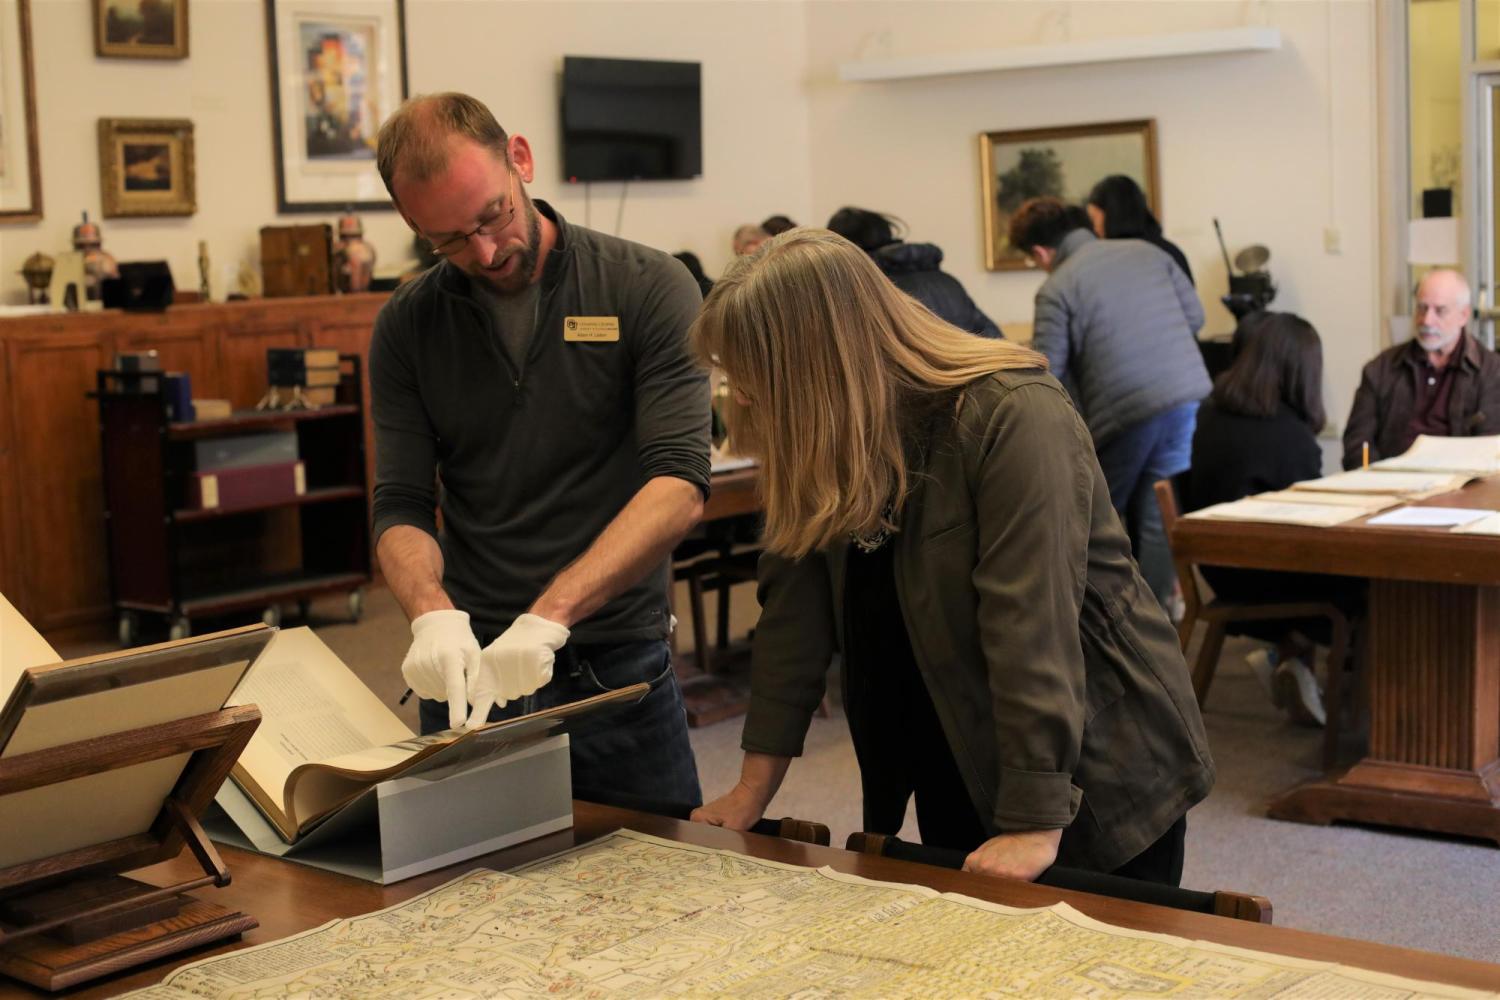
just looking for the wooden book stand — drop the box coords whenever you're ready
[0,626,271,991]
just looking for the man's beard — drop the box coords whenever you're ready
[474,196,542,295]
[1417,325,1456,351]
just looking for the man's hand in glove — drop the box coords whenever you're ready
[401,609,481,730]
[467,613,569,728]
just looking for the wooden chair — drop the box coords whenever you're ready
[672,544,761,676]
[845,832,1272,924]
[1154,479,1353,768]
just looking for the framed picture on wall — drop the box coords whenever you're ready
[980,119,1159,272]
[1,0,43,224]
[98,117,196,217]
[92,0,189,59]
[265,0,408,213]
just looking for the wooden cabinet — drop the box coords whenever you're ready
[0,294,386,634]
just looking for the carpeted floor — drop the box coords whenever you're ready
[60,582,1500,963]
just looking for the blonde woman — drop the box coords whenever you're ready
[689,230,1214,884]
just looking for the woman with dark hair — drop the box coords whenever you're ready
[1183,312,1362,725]
[826,206,1003,339]
[1086,175,1193,285]
[760,214,797,236]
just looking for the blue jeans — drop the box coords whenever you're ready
[1093,401,1198,609]
[419,638,702,812]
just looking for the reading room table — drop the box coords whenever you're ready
[1,802,1498,997]
[1169,476,1500,844]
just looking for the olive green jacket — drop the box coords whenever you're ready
[743,371,1214,872]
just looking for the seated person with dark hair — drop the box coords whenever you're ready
[1184,312,1364,726]
[827,206,1003,339]
[760,214,797,236]
[1342,268,1500,469]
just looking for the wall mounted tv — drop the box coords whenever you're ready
[561,56,702,182]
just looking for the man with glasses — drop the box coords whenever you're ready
[369,93,709,812]
[1342,268,1500,469]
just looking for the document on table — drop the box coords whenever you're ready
[1365,506,1495,528]
[1253,489,1404,512]
[1292,468,1470,497]
[1371,434,1500,476]
[1183,499,1368,527]
[1454,511,1500,535]
[116,830,1496,1000]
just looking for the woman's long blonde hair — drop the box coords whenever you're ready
[691,228,1046,559]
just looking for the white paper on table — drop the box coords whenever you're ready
[1364,506,1494,528]
[1183,499,1368,527]
[1454,512,1500,535]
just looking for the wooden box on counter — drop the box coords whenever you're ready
[260,225,333,298]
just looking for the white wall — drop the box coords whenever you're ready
[803,0,1380,432]
[2,0,1381,428]
[0,0,812,303]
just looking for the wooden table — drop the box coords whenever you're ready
[702,465,759,522]
[1171,478,1500,845]
[4,803,1498,997]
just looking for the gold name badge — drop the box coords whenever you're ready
[564,316,621,342]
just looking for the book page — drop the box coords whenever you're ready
[1372,433,1500,475]
[227,628,411,833]
[0,591,60,702]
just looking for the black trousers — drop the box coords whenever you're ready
[851,661,1185,887]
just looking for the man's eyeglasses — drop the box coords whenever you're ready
[426,171,519,258]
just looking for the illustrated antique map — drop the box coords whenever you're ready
[124,830,1492,999]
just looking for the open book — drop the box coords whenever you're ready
[227,628,646,844]
[1371,434,1500,476]
[1290,468,1471,498]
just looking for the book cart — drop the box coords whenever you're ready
[94,356,370,645]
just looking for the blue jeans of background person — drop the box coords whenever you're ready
[1093,401,1199,611]
[419,637,702,813]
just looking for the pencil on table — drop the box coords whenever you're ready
[1362,442,1370,468]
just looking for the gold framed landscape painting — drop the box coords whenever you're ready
[93,0,189,59]
[98,117,196,217]
[265,0,408,213]
[980,119,1159,271]
[1,0,43,224]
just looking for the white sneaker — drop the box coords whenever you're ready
[1244,647,1279,702]
[1274,656,1326,727]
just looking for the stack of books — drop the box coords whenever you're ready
[186,430,305,511]
[267,347,341,406]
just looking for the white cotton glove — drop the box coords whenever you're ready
[401,609,481,730]
[467,613,569,728]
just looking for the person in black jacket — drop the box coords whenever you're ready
[827,207,1003,339]
[1183,312,1363,726]
[1086,175,1193,285]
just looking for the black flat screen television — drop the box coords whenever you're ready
[561,56,702,182]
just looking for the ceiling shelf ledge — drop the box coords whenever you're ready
[839,26,1282,83]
